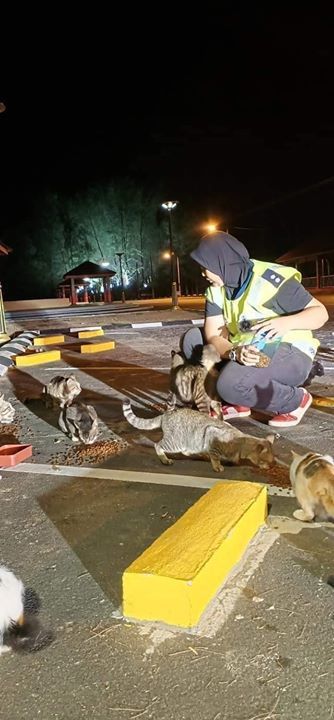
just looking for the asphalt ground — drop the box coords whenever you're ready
[0,314,334,719]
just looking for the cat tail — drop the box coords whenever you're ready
[122,400,163,429]
[201,344,221,371]
[8,614,55,653]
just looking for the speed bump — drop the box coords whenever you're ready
[123,481,267,628]
[33,335,65,346]
[14,350,61,366]
[77,330,104,339]
[312,394,334,408]
[79,341,115,353]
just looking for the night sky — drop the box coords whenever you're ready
[2,6,334,259]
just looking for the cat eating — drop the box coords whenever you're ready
[122,400,275,471]
[58,401,99,444]
[290,450,334,522]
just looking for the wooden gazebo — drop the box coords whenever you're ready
[277,240,334,289]
[63,261,116,305]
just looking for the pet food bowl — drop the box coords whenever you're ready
[0,444,32,467]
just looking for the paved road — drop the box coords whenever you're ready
[1,320,334,719]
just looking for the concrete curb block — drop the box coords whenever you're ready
[0,331,40,376]
[311,394,334,408]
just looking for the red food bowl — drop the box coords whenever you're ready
[0,444,32,467]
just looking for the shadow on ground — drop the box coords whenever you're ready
[38,477,204,607]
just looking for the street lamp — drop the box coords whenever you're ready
[206,223,218,233]
[161,200,179,309]
[116,252,126,303]
[162,251,182,296]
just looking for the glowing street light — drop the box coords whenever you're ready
[161,200,179,309]
[162,251,182,296]
[206,222,218,233]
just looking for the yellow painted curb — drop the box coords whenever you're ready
[79,341,115,354]
[33,335,65,346]
[77,330,104,339]
[123,481,267,628]
[15,350,61,366]
[311,394,334,408]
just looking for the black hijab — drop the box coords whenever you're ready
[190,231,253,299]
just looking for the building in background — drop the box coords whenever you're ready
[277,240,334,289]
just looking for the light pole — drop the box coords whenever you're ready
[161,200,179,309]
[116,252,126,303]
[0,282,10,343]
[162,251,182,296]
[149,254,155,299]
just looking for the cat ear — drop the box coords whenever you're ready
[171,350,176,357]
[87,405,98,419]
[291,450,299,459]
[266,434,275,444]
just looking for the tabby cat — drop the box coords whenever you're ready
[170,344,222,416]
[58,401,99,444]
[122,401,275,471]
[43,374,81,409]
[290,450,334,522]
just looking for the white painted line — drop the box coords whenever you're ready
[132,322,163,329]
[20,366,171,372]
[196,526,279,638]
[191,319,204,326]
[70,326,102,332]
[4,462,293,496]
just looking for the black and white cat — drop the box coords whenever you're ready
[0,565,54,655]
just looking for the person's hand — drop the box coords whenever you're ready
[235,345,261,366]
[251,316,290,340]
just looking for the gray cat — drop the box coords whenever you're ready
[122,401,275,471]
[58,402,99,444]
[43,374,81,409]
[170,344,221,416]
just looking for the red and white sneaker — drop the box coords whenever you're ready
[221,404,251,420]
[268,389,312,428]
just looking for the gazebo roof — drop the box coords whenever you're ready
[64,261,116,279]
[0,242,12,256]
[277,240,334,263]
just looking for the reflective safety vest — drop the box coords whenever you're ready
[205,259,319,360]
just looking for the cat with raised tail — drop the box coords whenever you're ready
[122,401,275,470]
[0,566,54,655]
[170,344,222,417]
[290,450,334,522]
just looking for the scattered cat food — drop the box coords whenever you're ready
[0,423,19,437]
[50,438,128,466]
[251,463,290,488]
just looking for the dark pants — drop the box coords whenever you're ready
[181,327,313,414]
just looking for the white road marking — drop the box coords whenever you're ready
[4,462,293,496]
